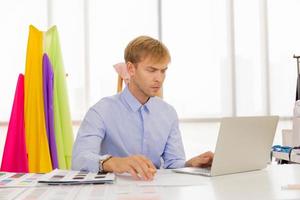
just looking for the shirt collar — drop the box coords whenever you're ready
[144,97,154,113]
[121,86,153,113]
[121,86,142,112]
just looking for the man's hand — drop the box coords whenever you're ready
[103,155,157,181]
[185,151,214,168]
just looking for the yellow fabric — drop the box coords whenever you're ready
[24,25,52,173]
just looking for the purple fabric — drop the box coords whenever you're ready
[43,53,58,169]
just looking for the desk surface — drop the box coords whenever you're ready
[6,164,300,200]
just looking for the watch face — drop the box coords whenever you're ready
[101,155,112,164]
[99,155,112,173]
[102,155,110,160]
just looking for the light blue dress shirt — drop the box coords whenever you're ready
[72,86,186,172]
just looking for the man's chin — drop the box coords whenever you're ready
[142,87,160,97]
[146,93,155,97]
[149,90,160,96]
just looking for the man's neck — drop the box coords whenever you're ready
[128,83,149,105]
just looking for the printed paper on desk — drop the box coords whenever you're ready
[0,172,43,188]
[136,171,208,187]
[38,169,115,185]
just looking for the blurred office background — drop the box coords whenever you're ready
[0,0,298,159]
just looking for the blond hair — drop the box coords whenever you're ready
[124,36,170,64]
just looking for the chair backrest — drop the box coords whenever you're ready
[117,75,123,93]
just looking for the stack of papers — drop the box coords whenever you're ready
[38,169,115,185]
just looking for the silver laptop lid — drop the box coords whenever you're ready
[211,116,279,176]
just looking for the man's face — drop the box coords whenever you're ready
[128,57,169,97]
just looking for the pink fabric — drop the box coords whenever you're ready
[113,63,130,84]
[1,74,28,172]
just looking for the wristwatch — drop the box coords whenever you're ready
[98,154,112,174]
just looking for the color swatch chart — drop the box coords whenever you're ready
[38,169,115,185]
[0,172,43,187]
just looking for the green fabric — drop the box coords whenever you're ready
[45,26,74,169]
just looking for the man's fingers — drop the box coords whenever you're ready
[117,156,156,180]
[201,151,214,158]
[199,152,214,162]
[128,167,140,180]
[194,156,212,167]
[139,156,157,172]
[133,157,155,180]
[137,156,156,180]
[185,151,214,168]
[198,157,210,165]
[129,159,148,180]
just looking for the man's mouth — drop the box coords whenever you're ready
[151,86,161,89]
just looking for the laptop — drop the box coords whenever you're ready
[173,116,279,176]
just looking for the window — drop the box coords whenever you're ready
[0,0,47,121]
[162,0,226,118]
[51,0,85,120]
[234,0,265,116]
[268,0,300,117]
[88,0,158,109]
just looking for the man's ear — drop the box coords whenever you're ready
[127,62,135,76]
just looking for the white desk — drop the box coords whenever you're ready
[6,164,300,200]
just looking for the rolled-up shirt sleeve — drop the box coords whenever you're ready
[162,116,186,169]
[72,108,106,172]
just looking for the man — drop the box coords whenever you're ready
[72,36,213,181]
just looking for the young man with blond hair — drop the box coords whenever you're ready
[72,36,213,181]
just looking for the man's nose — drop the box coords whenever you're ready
[154,71,164,82]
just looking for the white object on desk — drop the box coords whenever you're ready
[272,149,300,164]
[272,151,290,161]
[282,129,293,146]
[292,100,300,147]
[136,170,207,187]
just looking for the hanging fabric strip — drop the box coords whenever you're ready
[296,75,300,101]
[24,25,52,173]
[45,26,74,169]
[43,53,59,169]
[0,74,28,172]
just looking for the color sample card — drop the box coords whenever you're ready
[38,169,115,185]
[0,172,43,188]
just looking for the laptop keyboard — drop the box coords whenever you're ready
[173,167,212,176]
[194,167,211,175]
